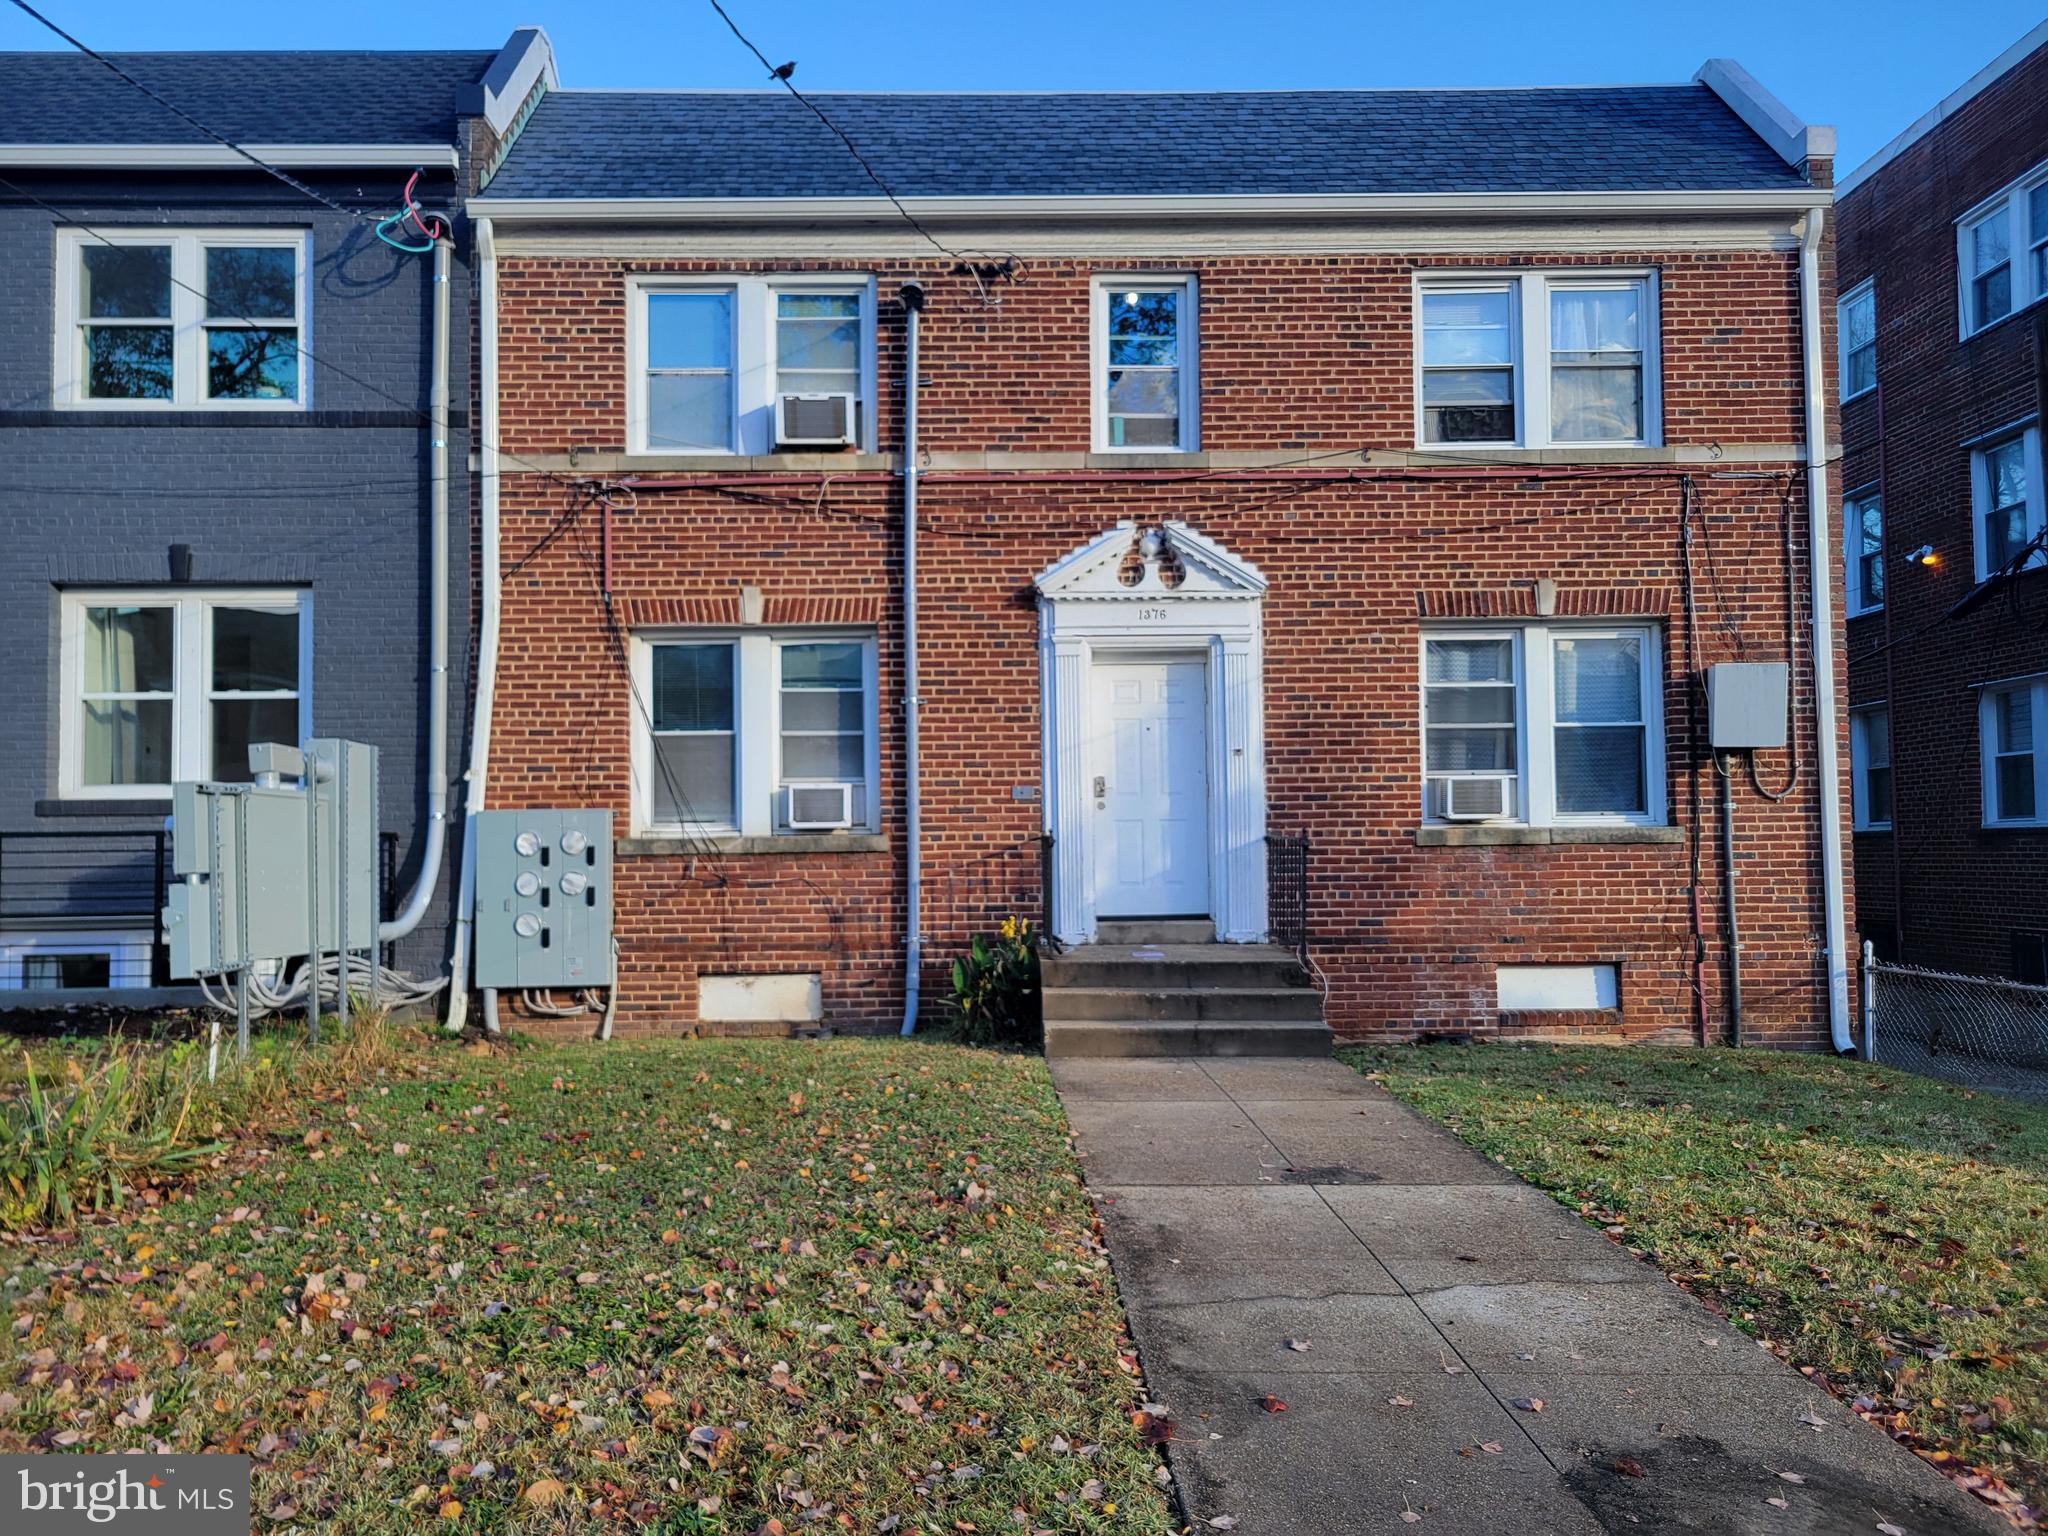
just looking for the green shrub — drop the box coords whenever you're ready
[946,917,1042,1048]
[1,1047,223,1230]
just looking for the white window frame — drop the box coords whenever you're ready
[1838,277,1876,401]
[52,228,311,410]
[1956,156,2048,338]
[1850,705,1892,831]
[1845,486,1885,616]
[1412,270,1662,451]
[630,629,880,838]
[1969,422,2046,580]
[1090,273,1200,454]
[57,588,312,800]
[0,930,155,991]
[624,274,878,456]
[1980,674,2048,829]
[1419,623,1666,828]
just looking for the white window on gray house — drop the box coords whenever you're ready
[1851,706,1891,829]
[1420,285,1516,445]
[1982,678,2046,827]
[60,590,308,798]
[630,277,876,455]
[1415,272,1659,450]
[1093,276,1197,451]
[1421,625,1664,828]
[56,230,306,407]
[1846,490,1884,614]
[1957,160,2048,336]
[1972,427,2045,578]
[1838,279,1876,399]
[634,631,878,837]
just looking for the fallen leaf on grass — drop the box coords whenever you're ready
[523,1479,567,1507]
[1133,1410,1173,1446]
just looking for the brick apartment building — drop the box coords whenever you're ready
[465,64,1856,1047]
[1837,20,2048,983]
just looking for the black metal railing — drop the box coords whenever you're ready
[1266,832,1310,964]
[0,829,171,987]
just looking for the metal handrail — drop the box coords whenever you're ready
[1266,831,1310,966]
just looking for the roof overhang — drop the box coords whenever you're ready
[0,143,460,169]
[467,187,1830,224]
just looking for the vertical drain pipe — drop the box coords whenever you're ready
[1799,207,1854,1054]
[899,281,926,1036]
[381,236,453,945]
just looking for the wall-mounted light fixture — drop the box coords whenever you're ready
[1904,543,1939,568]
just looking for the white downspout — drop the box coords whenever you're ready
[1799,206,1854,1053]
[380,236,452,944]
[445,216,500,1034]
[899,281,926,1036]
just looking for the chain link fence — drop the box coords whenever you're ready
[1862,944,2048,1103]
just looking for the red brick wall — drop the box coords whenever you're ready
[487,241,1852,1047]
[1837,38,2048,978]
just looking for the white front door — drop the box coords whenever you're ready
[1091,658,1210,917]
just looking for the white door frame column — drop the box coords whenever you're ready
[1036,520,1268,945]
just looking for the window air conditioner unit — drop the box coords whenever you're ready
[785,782,856,831]
[775,392,859,448]
[1433,774,1514,822]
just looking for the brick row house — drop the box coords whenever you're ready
[464,63,1858,1047]
[1836,19,2048,983]
[0,33,552,1003]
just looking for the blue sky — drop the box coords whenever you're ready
[3,0,2043,172]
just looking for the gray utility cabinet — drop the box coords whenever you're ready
[473,809,614,990]
[163,739,380,978]
[1704,662,1790,751]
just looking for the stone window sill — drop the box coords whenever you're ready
[617,833,890,858]
[1413,825,1684,848]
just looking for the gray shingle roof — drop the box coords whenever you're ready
[0,50,499,145]
[484,84,1810,201]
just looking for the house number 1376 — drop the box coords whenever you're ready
[1138,606,1169,621]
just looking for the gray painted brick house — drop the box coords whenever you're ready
[0,31,552,1004]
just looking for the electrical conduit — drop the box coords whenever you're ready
[899,281,926,1036]
[1799,206,1854,1053]
[446,217,501,1034]
[381,236,453,945]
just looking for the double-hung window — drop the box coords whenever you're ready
[1851,706,1892,830]
[1092,275,1197,451]
[1416,272,1659,449]
[55,230,307,407]
[628,276,877,455]
[1982,677,2048,828]
[633,630,879,838]
[1846,489,1885,615]
[1838,279,1877,400]
[1421,625,1665,827]
[59,589,309,798]
[1957,159,2048,336]
[1971,425,2045,578]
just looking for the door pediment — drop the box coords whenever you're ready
[1036,520,1267,602]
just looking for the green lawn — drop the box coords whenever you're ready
[1343,1043,2048,1525]
[3,1033,1176,1534]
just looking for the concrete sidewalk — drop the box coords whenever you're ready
[1054,1055,1999,1536]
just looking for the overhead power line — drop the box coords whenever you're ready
[702,0,1017,303]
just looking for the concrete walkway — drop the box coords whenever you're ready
[1053,1055,2000,1536]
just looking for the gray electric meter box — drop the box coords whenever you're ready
[162,738,380,977]
[473,809,614,990]
[1705,662,1789,751]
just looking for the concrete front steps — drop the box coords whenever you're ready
[1042,919,1331,1058]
